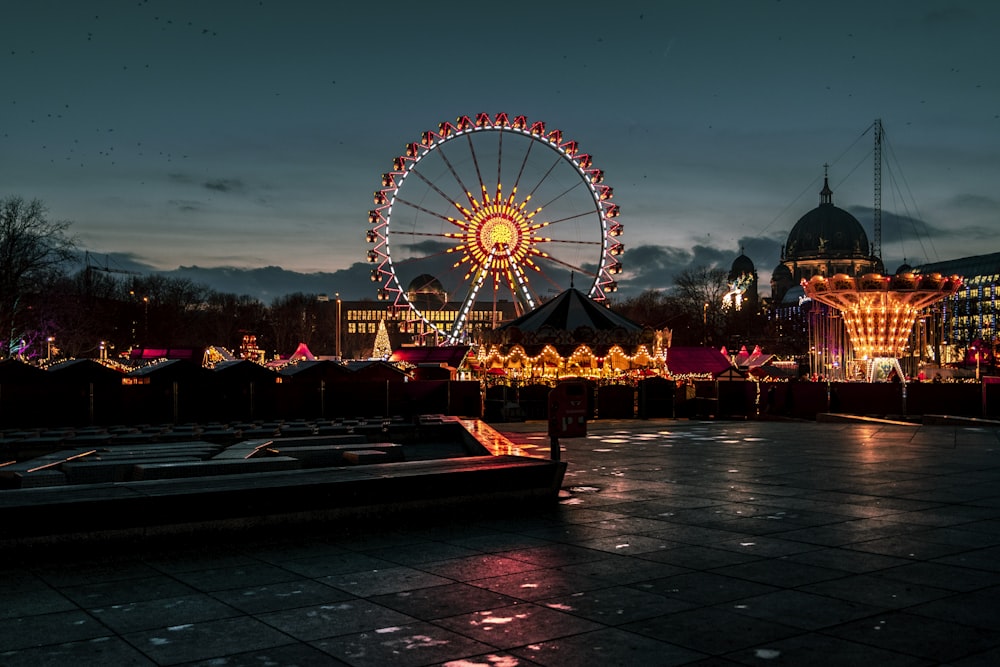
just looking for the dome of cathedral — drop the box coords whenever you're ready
[406,274,447,309]
[771,263,793,282]
[769,263,795,304]
[781,283,805,305]
[784,178,870,261]
[729,252,755,280]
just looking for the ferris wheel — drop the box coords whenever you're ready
[367,113,623,344]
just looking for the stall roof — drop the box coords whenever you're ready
[128,347,199,361]
[277,359,350,379]
[125,358,210,381]
[344,359,411,380]
[212,359,277,381]
[0,359,48,383]
[389,345,469,367]
[47,358,124,382]
[666,347,734,377]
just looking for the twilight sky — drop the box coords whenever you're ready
[4,1,999,302]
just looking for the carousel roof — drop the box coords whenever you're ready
[499,288,642,333]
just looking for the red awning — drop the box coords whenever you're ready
[666,347,733,376]
[389,345,470,367]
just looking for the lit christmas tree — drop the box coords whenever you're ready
[372,318,392,359]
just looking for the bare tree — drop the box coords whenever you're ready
[268,293,321,357]
[0,196,76,357]
[673,266,730,346]
[610,289,680,329]
[125,274,213,348]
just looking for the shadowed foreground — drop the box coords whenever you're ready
[1,419,999,665]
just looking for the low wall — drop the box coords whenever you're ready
[486,380,991,422]
[0,379,484,428]
[5,373,993,429]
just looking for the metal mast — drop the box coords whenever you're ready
[873,118,883,260]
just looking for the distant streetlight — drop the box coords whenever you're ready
[143,295,150,343]
[46,336,54,361]
[99,341,106,360]
[335,293,342,359]
[703,302,709,346]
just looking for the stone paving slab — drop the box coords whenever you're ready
[1,419,999,665]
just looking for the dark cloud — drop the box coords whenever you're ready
[613,243,719,297]
[396,239,452,255]
[624,244,692,269]
[167,199,204,213]
[161,262,374,303]
[611,236,784,299]
[168,172,247,195]
[70,250,371,303]
[203,178,245,193]
[945,194,1000,213]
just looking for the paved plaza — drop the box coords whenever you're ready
[2,418,1000,665]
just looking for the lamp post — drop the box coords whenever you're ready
[46,336,54,361]
[335,293,342,359]
[142,295,149,343]
[703,302,709,346]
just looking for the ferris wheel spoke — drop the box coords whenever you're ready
[524,154,563,200]
[532,268,569,297]
[535,180,586,212]
[392,230,454,238]
[435,145,478,208]
[543,209,601,227]
[408,171,472,217]
[392,199,462,229]
[464,133,488,201]
[496,130,503,195]
[531,250,598,279]
[512,137,534,192]
[541,238,602,245]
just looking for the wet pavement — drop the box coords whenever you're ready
[2,418,999,665]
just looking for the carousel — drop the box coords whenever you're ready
[475,288,669,381]
[802,271,962,381]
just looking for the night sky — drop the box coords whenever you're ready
[4,1,998,302]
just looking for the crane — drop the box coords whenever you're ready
[84,251,140,276]
[872,119,883,261]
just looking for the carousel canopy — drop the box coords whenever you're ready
[479,287,661,358]
[499,288,642,334]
